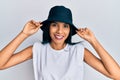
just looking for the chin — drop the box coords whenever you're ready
[52,39,65,44]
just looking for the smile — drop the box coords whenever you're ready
[54,34,64,40]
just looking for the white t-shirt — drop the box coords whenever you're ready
[32,42,85,80]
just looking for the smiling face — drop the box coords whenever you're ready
[49,21,70,45]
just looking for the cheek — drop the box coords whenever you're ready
[49,26,56,33]
[49,29,55,35]
[65,29,70,36]
[49,28,55,38]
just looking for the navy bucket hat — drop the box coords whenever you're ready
[41,6,78,35]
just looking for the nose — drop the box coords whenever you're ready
[57,26,63,34]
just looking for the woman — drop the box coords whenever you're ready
[0,6,120,80]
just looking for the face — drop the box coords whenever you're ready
[49,21,70,44]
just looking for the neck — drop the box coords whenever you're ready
[50,42,66,50]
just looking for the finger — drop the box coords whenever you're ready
[77,28,85,34]
[35,22,43,29]
[82,28,87,31]
[76,30,84,38]
[39,23,43,28]
[30,20,40,28]
[39,21,42,24]
[78,28,85,31]
[80,28,83,32]
[77,28,82,32]
[31,20,36,24]
[31,20,38,27]
[35,22,40,26]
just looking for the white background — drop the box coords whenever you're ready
[0,0,120,80]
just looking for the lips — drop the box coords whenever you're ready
[54,34,64,40]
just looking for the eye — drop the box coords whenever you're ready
[64,24,69,28]
[50,22,57,27]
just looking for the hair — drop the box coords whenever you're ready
[41,21,76,45]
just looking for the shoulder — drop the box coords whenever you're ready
[33,42,48,47]
[33,42,49,51]
[33,42,42,46]
[67,41,85,53]
[32,42,49,57]
[68,42,85,61]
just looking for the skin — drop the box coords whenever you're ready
[0,20,120,79]
[49,21,70,50]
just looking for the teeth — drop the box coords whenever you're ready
[55,35,64,39]
[56,36,63,38]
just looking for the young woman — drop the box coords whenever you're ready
[0,6,120,80]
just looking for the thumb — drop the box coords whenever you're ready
[38,22,43,28]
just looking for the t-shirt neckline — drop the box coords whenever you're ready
[48,43,69,53]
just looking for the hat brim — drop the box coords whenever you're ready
[41,20,78,35]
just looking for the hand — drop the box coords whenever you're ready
[22,20,42,36]
[76,28,96,43]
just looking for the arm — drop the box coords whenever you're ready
[0,46,33,70]
[0,20,42,69]
[76,28,120,79]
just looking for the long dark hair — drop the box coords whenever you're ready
[42,21,75,45]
